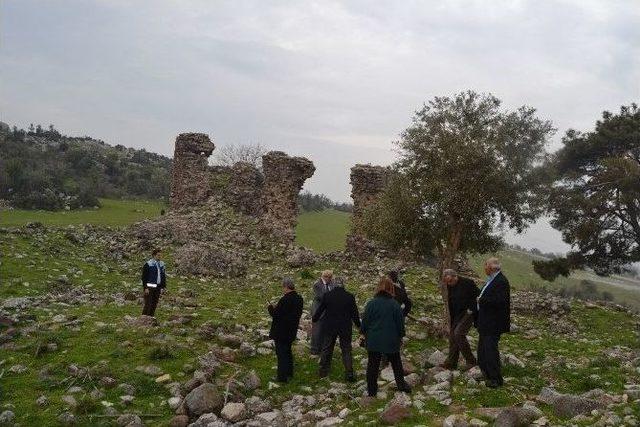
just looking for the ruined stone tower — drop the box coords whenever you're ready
[349,164,390,233]
[170,133,215,210]
[346,164,390,257]
[262,151,315,241]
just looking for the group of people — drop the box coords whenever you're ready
[139,249,511,396]
[267,257,511,396]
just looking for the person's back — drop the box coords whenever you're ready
[316,287,360,332]
[361,278,410,397]
[269,291,304,343]
[362,292,404,354]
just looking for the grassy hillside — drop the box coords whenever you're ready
[0,199,165,227]
[295,209,351,253]
[2,223,640,426]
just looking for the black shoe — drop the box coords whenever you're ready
[485,380,500,388]
[396,382,412,393]
[345,374,356,383]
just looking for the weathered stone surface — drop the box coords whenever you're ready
[220,402,247,422]
[174,243,246,277]
[494,407,540,427]
[350,164,390,230]
[183,383,223,417]
[261,151,315,241]
[552,394,603,418]
[380,404,411,425]
[170,133,215,210]
[168,415,189,427]
[227,162,265,216]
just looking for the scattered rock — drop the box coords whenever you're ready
[184,383,224,417]
[380,404,411,425]
[220,402,247,422]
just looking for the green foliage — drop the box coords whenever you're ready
[532,257,572,281]
[0,124,171,210]
[362,91,555,267]
[548,103,640,275]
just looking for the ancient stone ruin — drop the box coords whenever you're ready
[262,151,316,240]
[170,133,216,210]
[169,133,314,241]
[349,164,390,233]
[346,164,390,256]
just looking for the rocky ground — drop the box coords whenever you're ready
[1,210,640,426]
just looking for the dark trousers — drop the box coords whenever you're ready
[142,289,161,316]
[274,340,294,382]
[366,351,405,397]
[446,313,476,368]
[310,319,324,355]
[319,328,353,378]
[477,334,503,384]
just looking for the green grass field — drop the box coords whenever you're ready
[295,209,351,253]
[0,199,166,227]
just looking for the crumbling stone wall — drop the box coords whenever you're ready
[226,162,265,217]
[350,164,390,234]
[170,134,313,241]
[262,151,315,240]
[170,133,215,210]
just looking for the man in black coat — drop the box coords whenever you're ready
[312,278,361,382]
[476,257,511,388]
[442,269,479,370]
[388,270,412,317]
[268,277,304,383]
[141,248,166,316]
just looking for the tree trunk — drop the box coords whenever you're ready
[437,225,463,335]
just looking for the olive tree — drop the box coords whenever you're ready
[362,91,554,326]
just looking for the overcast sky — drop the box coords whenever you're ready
[1,0,639,252]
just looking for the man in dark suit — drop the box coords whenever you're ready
[388,270,412,317]
[312,278,361,382]
[310,270,335,355]
[442,269,479,370]
[141,248,166,316]
[268,277,304,383]
[476,257,511,388]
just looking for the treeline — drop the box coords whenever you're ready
[0,123,171,210]
[297,191,353,213]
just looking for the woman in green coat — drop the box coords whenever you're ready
[361,277,412,397]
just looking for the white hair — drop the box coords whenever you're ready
[485,257,501,270]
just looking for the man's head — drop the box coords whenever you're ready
[152,248,162,260]
[442,269,459,286]
[484,257,501,276]
[282,277,295,293]
[321,270,333,283]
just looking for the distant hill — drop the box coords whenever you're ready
[0,123,171,210]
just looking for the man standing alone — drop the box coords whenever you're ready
[141,248,166,316]
[268,278,304,383]
[442,269,479,370]
[310,270,334,355]
[476,257,511,388]
[312,278,361,382]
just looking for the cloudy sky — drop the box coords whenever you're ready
[1,0,639,252]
